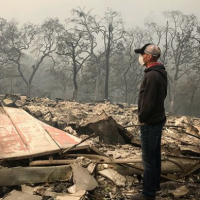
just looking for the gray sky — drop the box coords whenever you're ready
[0,0,200,27]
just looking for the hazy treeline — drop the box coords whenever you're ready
[0,8,200,116]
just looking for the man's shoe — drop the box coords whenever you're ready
[135,185,161,194]
[129,193,155,200]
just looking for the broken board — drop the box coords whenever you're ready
[0,165,71,186]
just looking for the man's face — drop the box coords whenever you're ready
[142,53,152,65]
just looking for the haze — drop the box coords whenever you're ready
[0,0,199,27]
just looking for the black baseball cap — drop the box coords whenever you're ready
[134,43,161,57]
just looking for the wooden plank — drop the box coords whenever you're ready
[30,158,143,166]
[0,165,71,186]
[3,190,42,200]
[180,145,200,155]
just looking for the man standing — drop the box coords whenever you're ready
[131,44,167,200]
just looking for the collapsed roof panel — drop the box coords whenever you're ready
[39,121,81,148]
[0,106,82,160]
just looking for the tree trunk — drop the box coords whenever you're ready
[27,82,31,97]
[169,99,174,114]
[10,76,13,93]
[95,64,101,101]
[62,85,67,99]
[72,89,78,101]
[124,64,132,103]
[16,61,29,96]
[104,28,111,100]
[72,47,78,101]
[131,78,140,104]
[169,80,177,114]
[190,88,197,107]
[105,54,110,100]
[124,73,128,103]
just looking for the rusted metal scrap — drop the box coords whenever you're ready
[0,106,89,160]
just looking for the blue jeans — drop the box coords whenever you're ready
[140,121,165,198]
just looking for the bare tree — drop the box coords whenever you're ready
[163,11,198,113]
[187,68,200,107]
[57,10,98,100]
[0,19,37,95]
[28,18,61,96]
[98,8,126,100]
[49,55,73,98]
[72,8,109,101]
[0,18,61,96]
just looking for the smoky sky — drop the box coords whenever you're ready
[0,0,200,27]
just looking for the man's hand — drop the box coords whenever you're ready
[137,117,145,126]
[138,122,145,126]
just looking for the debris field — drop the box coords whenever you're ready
[0,94,199,200]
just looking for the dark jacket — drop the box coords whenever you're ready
[138,64,167,124]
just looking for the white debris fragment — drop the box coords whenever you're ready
[71,164,98,191]
[99,169,126,187]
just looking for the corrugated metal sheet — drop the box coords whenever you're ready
[0,106,81,160]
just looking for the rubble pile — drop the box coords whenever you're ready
[0,95,199,200]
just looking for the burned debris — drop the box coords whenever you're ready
[0,95,199,200]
